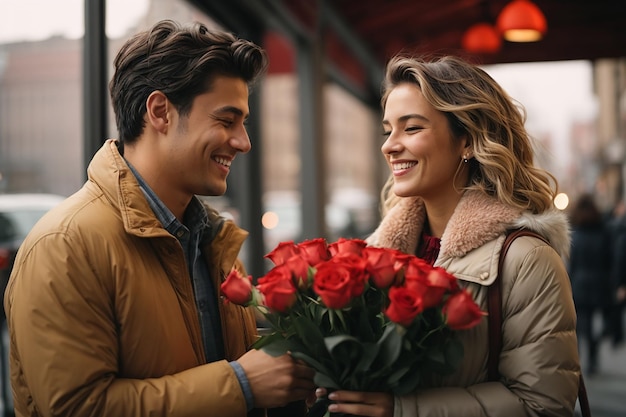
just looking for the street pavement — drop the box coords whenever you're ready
[576,315,626,417]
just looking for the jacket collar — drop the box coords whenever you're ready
[87,139,167,237]
[367,190,570,259]
[86,140,245,244]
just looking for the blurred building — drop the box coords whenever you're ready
[0,36,82,196]
[0,0,381,260]
[564,59,626,212]
[1,0,625,265]
[594,59,626,210]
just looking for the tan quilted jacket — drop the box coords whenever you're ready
[367,191,580,417]
[5,140,259,417]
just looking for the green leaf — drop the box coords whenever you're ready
[386,364,411,385]
[324,334,360,352]
[314,372,340,389]
[357,307,378,342]
[290,351,335,377]
[376,325,403,368]
[251,332,285,350]
[292,315,326,355]
[323,334,364,381]
[259,338,292,357]
[426,348,446,365]
[354,342,380,373]
[394,369,423,395]
[328,309,348,334]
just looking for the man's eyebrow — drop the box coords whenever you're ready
[382,113,429,125]
[214,106,246,117]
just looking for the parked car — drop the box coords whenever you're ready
[0,193,65,300]
[0,193,65,416]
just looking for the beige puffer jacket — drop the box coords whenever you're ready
[4,140,260,417]
[367,191,580,417]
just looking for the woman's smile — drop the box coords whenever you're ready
[391,160,418,176]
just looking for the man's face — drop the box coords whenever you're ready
[165,75,251,197]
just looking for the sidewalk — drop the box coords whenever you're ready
[576,321,626,417]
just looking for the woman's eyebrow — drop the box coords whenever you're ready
[382,113,429,125]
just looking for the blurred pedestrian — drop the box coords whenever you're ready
[3,20,314,417]
[608,200,626,346]
[568,193,614,375]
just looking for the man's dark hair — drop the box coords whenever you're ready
[109,20,268,144]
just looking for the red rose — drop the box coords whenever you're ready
[221,269,253,306]
[313,262,355,309]
[393,252,414,273]
[265,241,300,265]
[404,278,444,310]
[284,255,311,290]
[384,285,424,327]
[257,264,298,313]
[326,252,368,297]
[443,289,485,330]
[426,266,459,292]
[297,238,330,266]
[328,237,367,256]
[362,247,398,289]
[403,256,431,295]
[405,266,458,309]
[404,256,431,280]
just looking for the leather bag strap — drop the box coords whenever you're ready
[487,229,536,380]
[487,229,592,417]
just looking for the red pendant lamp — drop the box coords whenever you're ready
[462,23,502,54]
[496,0,547,42]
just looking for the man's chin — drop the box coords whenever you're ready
[196,184,227,197]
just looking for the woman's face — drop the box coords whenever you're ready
[381,82,469,202]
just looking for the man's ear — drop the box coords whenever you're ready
[145,91,169,134]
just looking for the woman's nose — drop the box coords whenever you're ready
[381,133,399,155]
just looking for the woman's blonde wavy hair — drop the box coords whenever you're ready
[379,55,558,217]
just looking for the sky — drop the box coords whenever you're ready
[486,60,596,170]
[0,0,596,172]
[0,0,149,41]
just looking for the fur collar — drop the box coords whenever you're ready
[367,190,570,259]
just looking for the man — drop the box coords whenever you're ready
[4,20,314,416]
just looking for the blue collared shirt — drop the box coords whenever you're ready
[125,161,254,411]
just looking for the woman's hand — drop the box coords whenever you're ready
[316,387,394,417]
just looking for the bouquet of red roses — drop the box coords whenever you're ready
[221,237,484,414]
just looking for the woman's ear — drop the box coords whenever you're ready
[459,136,473,161]
[145,91,169,134]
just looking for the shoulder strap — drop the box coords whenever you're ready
[487,229,592,417]
[487,229,542,380]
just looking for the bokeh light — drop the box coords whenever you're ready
[261,211,279,229]
[554,192,569,210]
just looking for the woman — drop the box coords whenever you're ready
[568,193,613,375]
[318,55,580,416]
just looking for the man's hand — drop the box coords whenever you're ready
[238,349,316,409]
